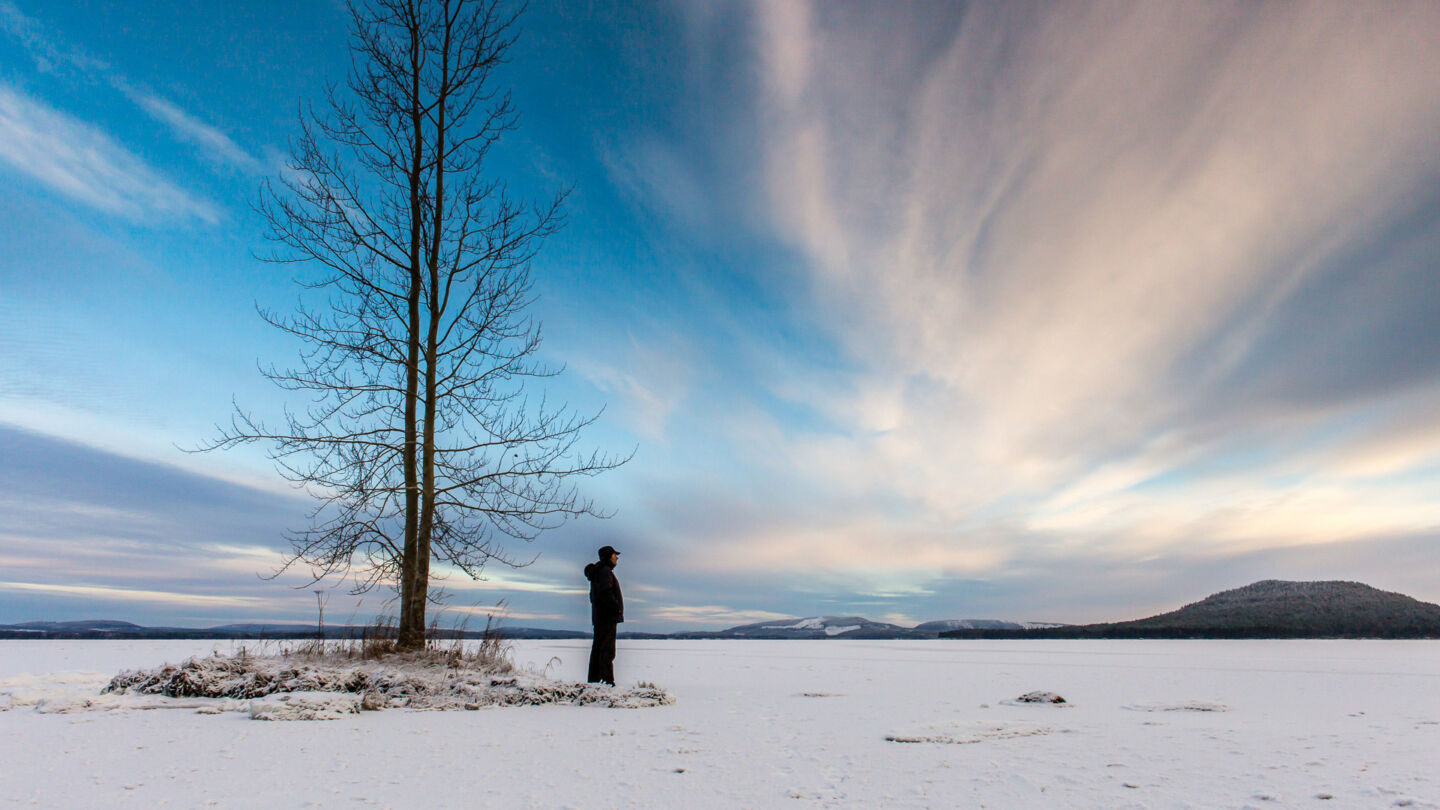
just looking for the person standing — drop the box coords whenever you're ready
[585,545,623,685]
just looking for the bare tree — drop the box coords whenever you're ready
[210,0,625,649]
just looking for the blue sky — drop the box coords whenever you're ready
[3,0,1439,633]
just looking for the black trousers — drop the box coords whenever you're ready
[588,622,617,685]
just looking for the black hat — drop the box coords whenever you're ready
[597,545,620,559]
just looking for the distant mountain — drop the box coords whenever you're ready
[672,616,927,639]
[492,627,592,639]
[0,615,1061,640]
[8,620,146,633]
[940,580,1440,639]
[670,615,1065,640]
[914,619,1067,633]
[0,620,589,640]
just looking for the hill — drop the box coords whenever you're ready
[669,616,1066,639]
[670,616,929,640]
[913,619,1067,633]
[940,580,1440,639]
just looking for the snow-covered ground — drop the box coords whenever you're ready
[1,639,1437,808]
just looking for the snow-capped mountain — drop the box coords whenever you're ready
[673,616,1067,639]
[913,619,1068,632]
[677,616,925,639]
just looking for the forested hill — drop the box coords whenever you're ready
[940,580,1440,639]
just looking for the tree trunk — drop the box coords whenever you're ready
[397,6,428,650]
[410,3,451,650]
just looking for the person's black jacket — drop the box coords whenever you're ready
[584,561,624,625]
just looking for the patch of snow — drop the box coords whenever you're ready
[765,618,826,631]
[250,691,360,721]
[33,693,246,714]
[920,619,998,630]
[824,625,859,636]
[0,670,110,710]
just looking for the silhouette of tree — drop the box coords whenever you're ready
[210,0,626,648]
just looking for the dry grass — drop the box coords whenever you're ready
[279,613,514,674]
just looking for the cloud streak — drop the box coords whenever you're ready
[0,84,219,222]
[0,0,108,75]
[0,580,268,610]
[0,0,261,179]
[610,0,1440,610]
[645,604,792,626]
[753,0,1440,496]
[126,89,262,173]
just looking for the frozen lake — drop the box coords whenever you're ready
[2,639,1437,808]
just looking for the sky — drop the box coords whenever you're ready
[2,0,1439,633]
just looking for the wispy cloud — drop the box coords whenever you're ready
[0,580,268,609]
[0,1,261,174]
[125,89,262,172]
[0,0,108,75]
[577,333,694,442]
[751,0,1440,501]
[442,605,569,622]
[437,566,587,597]
[646,604,793,626]
[681,517,1007,584]
[0,427,311,610]
[0,84,220,222]
[600,134,711,235]
[610,0,1440,609]
[1326,399,1440,480]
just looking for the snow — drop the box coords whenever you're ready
[886,721,1054,745]
[98,651,673,711]
[1124,700,1230,713]
[760,618,863,635]
[769,617,827,630]
[2,638,1439,807]
[250,692,361,721]
[0,670,111,710]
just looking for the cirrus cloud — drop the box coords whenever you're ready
[0,84,220,223]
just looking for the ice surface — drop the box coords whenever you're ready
[886,720,1053,744]
[1124,700,1229,713]
[2,639,1438,808]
